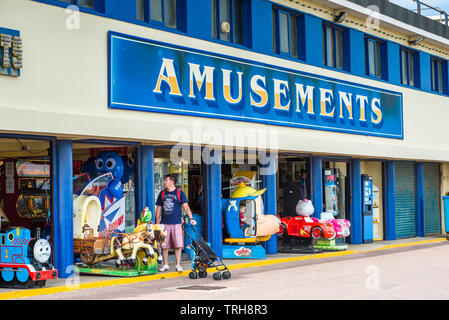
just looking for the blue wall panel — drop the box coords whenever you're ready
[303,14,323,67]
[419,52,431,91]
[185,0,211,38]
[250,0,273,53]
[386,41,401,85]
[349,29,365,76]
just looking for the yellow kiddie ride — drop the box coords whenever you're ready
[222,183,280,258]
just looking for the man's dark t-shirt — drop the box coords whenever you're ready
[156,188,188,224]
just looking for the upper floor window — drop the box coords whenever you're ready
[365,36,383,78]
[59,0,94,9]
[431,56,447,94]
[136,0,177,29]
[272,7,300,58]
[211,0,244,45]
[322,22,346,70]
[400,47,418,87]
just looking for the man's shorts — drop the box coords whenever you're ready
[162,224,184,250]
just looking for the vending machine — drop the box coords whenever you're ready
[372,185,381,240]
[323,168,339,216]
[362,175,373,243]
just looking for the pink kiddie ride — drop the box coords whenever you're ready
[319,211,351,238]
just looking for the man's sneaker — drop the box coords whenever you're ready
[159,265,169,272]
[176,265,183,272]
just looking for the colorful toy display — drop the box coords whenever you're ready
[0,227,58,288]
[75,150,133,239]
[222,182,280,259]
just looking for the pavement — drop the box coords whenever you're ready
[0,235,447,300]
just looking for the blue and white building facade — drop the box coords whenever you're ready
[1,0,448,278]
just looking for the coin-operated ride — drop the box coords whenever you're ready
[278,199,336,253]
[0,227,58,288]
[222,183,280,259]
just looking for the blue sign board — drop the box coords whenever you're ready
[108,31,403,139]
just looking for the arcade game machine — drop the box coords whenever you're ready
[362,174,374,243]
[0,159,51,238]
[314,165,351,251]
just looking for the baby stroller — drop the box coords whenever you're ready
[184,225,231,280]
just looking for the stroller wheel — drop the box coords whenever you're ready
[189,271,198,279]
[198,270,207,278]
[222,271,231,280]
[213,272,222,281]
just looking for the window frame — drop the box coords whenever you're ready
[400,47,418,87]
[272,6,299,59]
[211,0,244,45]
[430,56,447,94]
[136,0,178,29]
[364,36,383,79]
[322,22,346,70]
[57,0,97,10]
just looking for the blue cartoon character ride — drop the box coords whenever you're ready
[75,151,135,238]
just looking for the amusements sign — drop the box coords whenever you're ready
[108,31,403,139]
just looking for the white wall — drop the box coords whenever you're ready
[0,0,448,162]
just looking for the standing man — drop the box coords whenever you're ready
[155,174,196,272]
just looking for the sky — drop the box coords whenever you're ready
[389,0,449,15]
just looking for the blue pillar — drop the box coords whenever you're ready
[261,152,277,255]
[205,150,222,258]
[311,156,323,219]
[138,145,155,221]
[415,162,425,237]
[350,159,362,244]
[52,140,74,279]
[385,161,396,240]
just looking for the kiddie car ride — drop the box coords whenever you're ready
[278,200,336,241]
[319,211,350,238]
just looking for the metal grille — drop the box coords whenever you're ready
[423,163,441,235]
[394,161,416,239]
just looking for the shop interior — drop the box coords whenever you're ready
[323,160,350,221]
[0,138,52,240]
[72,143,137,236]
[277,155,310,218]
[153,148,204,219]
